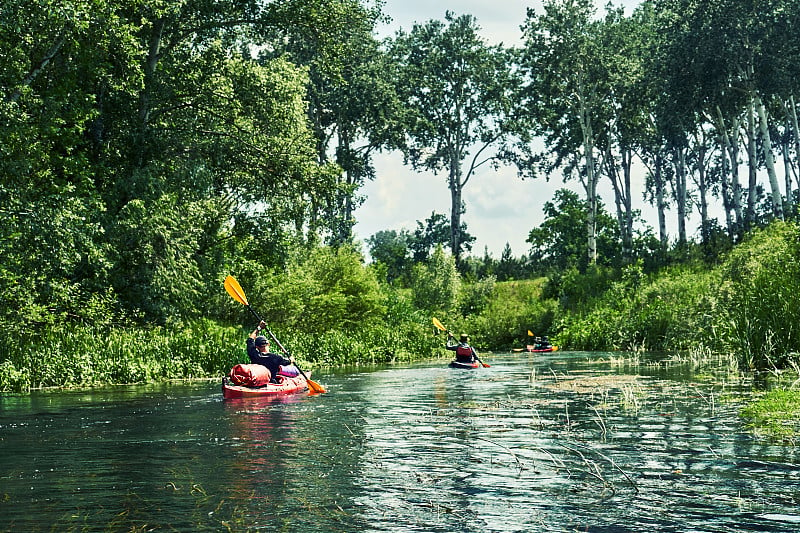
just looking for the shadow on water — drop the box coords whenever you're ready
[2,352,800,531]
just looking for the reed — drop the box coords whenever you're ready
[0,320,241,392]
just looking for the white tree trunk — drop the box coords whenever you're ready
[755,93,784,220]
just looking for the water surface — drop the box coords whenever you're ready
[2,351,800,532]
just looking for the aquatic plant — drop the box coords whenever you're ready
[741,388,800,443]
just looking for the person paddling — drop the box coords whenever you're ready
[446,333,479,365]
[247,321,300,382]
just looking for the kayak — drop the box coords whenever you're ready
[449,360,480,369]
[222,373,309,399]
[526,345,558,353]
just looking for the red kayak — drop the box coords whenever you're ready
[525,345,559,353]
[449,360,480,369]
[222,373,309,399]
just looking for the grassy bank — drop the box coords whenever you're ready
[4,221,800,446]
[550,221,800,371]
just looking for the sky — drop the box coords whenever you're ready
[352,0,647,258]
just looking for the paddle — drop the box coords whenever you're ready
[224,275,326,393]
[432,317,490,368]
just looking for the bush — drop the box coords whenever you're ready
[716,221,800,369]
[556,261,719,352]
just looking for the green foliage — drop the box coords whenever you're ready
[553,221,800,364]
[409,246,460,314]
[544,264,619,312]
[556,261,720,352]
[389,12,520,262]
[256,246,386,334]
[715,222,800,369]
[459,275,496,316]
[366,229,412,284]
[460,279,558,351]
[263,0,399,245]
[527,189,620,274]
[741,388,800,442]
[0,320,241,392]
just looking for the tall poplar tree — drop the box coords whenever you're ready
[388,12,519,265]
[519,0,612,266]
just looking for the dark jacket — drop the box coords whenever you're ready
[247,338,292,382]
[446,340,477,363]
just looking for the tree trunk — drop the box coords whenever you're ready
[745,99,758,230]
[715,117,735,238]
[449,158,463,265]
[622,149,633,258]
[726,116,744,237]
[580,103,597,266]
[695,144,710,243]
[338,126,355,245]
[782,133,793,214]
[755,93,784,220]
[655,151,668,247]
[140,18,165,131]
[605,143,633,261]
[789,95,800,191]
[674,146,688,245]
[8,34,66,104]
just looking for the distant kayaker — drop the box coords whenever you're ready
[247,321,300,382]
[446,333,478,364]
[533,336,552,350]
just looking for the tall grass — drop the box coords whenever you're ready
[555,262,721,352]
[715,221,800,369]
[554,221,800,370]
[0,319,241,392]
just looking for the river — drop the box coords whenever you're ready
[2,351,800,532]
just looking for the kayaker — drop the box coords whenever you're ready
[247,321,300,382]
[446,333,478,364]
[540,336,552,349]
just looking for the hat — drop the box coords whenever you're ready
[255,335,269,346]
[459,334,469,343]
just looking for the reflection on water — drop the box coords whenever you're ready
[2,353,800,532]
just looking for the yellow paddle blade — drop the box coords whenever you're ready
[224,275,249,306]
[432,317,447,332]
[527,330,534,336]
[307,378,326,394]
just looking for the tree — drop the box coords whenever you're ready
[519,0,612,266]
[527,189,619,273]
[408,211,475,263]
[410,245,460,314]
[261,0,403,246]
[389,12,519,265]
[366,229,412,284]
[0,0,336,325]
[259,246,386,333]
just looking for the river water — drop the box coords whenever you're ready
[2,351,800,532]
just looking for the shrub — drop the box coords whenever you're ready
[716,221,800,369]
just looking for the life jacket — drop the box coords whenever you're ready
[455,344,473,361]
